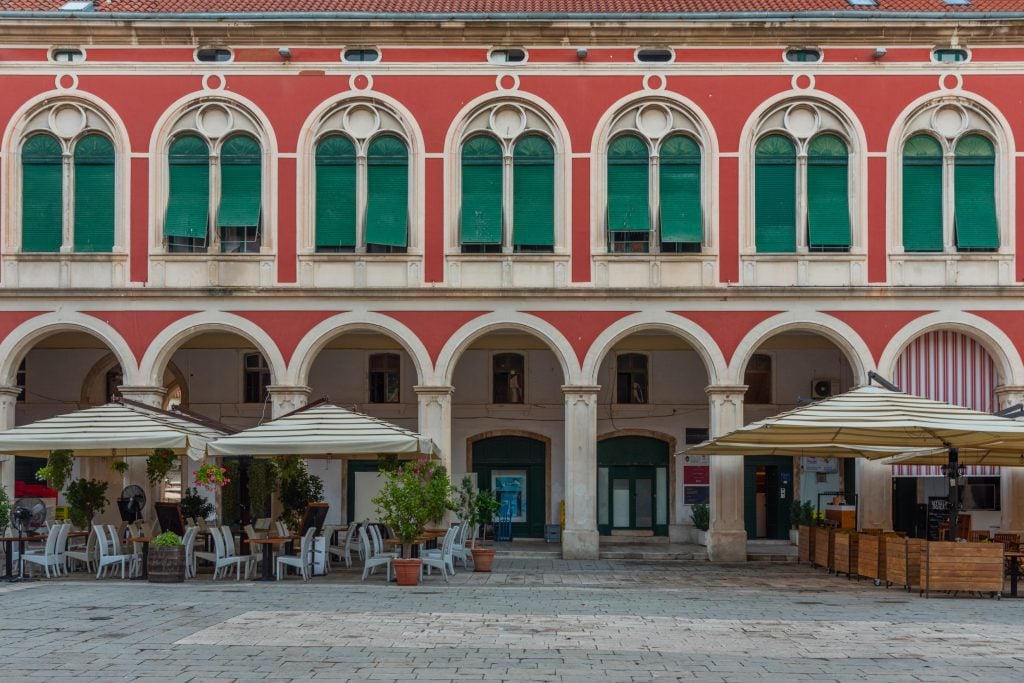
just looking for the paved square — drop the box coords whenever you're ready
[2,559,1024,682]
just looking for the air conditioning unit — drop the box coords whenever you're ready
[811,379,840,400]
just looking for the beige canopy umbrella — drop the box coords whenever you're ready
[681,384,1024,539]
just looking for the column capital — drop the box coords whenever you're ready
[266,384,312,397]
[561,384,601,396]
[413,385,455,397]
[117,385,167,407]
[0,385,22,401]
[705,384,748,399]
[995,385,1024,406]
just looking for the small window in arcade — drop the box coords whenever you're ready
[784,48,822,63]
[243,353,271,404]
[105,365,123,403]
[16,359,26,403]
[744,354,772,405]
[616,353,649,405]
[368,353,401,404]
[932,48,969,63]
[195,47,233,63]
[51,48,84,63]
[489,48,527,64]
[343,48,380,63]
[492,353,525,404]
[636,48,674,63]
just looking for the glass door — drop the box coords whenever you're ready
[608,466,656,531]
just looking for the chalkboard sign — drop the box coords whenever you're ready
[300,502,329,536]
[154,502,186,536]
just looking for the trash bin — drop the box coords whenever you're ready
[544,524,561,543]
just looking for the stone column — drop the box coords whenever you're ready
[266,385,311,419]
[116,385,168,524]
[706,385,748,562]
[0,386,21,502]
[414,386,454,474]
[562,385,600,560]
[997,385,1024,531]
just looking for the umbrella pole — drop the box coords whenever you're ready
[947,448,959,541]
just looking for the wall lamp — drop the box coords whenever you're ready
[278,47,292,60]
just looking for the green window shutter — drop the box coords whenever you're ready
[902,134,943,252]
[754,134,796,253]
[512,134,554,247]
[460,136,503,244]
[954,134,998,251]
[21,133,63,253]
[217,134,261,228]
[366,135,409,248]
[806,134,851,250]
[315,135,356,249]
[607,134,650,234]
[658,134,701,244]
[165,135,210,239]
[73,134,115,252]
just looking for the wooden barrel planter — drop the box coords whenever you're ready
[885,537,924,591]
[813,526,835,571]
[833,530,859,578]
[798,525,815,563]
[148,545,186,583]
[923,541,1004,598]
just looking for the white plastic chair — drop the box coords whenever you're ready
[451,522,474,569]
[422,525,458,582]
[94,525,133,579]
[181,526,199,578]
[193,528,217,575]
[211,528,248,581]
[65,527,97,573]
[224,525,257,576]
[21,523,65,578]
[276,526,316,581]
[359,526,392,581]
[330,523,362,568]
[368,524,398,560]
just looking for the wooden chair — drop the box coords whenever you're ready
[994,532,1020,550]
[968,530,990,543]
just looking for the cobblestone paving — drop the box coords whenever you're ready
[2,559,1024,682]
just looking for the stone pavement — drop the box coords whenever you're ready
[1,559,1023,682]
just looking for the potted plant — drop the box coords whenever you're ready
[148,531,186,583]
[36,449,74,493]
[0,486,11,534]
[372,457,453,586]
[469,489,501,572]
[146,448,177,489]
[690,503,710,546]
[789,499,803,545]
[274,456,324,531]
[181,487,215,523]
[65,478,109,529]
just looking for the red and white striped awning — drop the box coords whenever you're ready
[891,464,1000,477]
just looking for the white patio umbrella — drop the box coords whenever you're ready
[0,402,228,460]
[681,384,1024,538]
[205,402,440,458]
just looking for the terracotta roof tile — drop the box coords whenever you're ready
[1,0,1022,15]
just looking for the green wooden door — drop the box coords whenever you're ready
[472,436,546,538]
[597,436,669,536]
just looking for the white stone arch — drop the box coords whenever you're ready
[582,312,724,388]
[728,313,872,387]
[738,89,868,256]
[289,312,433,388]
[147,90,279,253]
[590,90,720,255]
[885,90,1014,257]
[2,90,131,254]
[442,90,572,255]
[138,312,287,388]
[434,312,577,387]
[295,90,425,255]
[0,312,138,386]
[876,311,1021,388]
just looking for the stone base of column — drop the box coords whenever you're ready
[707,529,747,562]
[561,529,599,560]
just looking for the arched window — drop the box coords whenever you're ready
[806,134,851,252]
[616,353,649,404]
[754,135,797,253]
[366,135,409,252]
[456,100,559,253]
[604,100,707,254]
[314,135,356,252]
[492,353,525,404]
[161,100,266,253]
[21,134,63,253]
[954,135,997,251]
[73,134,115,252]
[902,135,943,252]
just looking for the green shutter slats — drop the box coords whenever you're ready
[461,135,503,244]
[954,134,998,250]
[658,134,702,244]
[217,134,261,228]
[315,135,357,249]
[164,134,210,239]
[21,134,63,253]
[366,134,409,248]
[902,134,943,252]
[607,134,650,235]
[512,134,554,247]
[806,134,851,250]
[754,134,797,253]
[73,134,115,252]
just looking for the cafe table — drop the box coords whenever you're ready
[0,536,26,581]
[1005,550,1024,597]
[124,536,153,580]
[245,537,290,581]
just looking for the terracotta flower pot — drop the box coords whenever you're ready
[148,545,186,583]
[471,547,496,572]
[392,558,422,586]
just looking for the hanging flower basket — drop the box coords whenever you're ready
[194,464,230,491]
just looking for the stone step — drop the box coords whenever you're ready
[747,553,799,562]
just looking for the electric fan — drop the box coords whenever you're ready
[116,485,146,523]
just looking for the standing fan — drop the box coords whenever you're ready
[10,498,47,580]
[116,485,146,523]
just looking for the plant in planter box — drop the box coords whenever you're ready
[372,457,453,585]
[690,502,710,546]
[65,478,109,529]
[274,456,324,531]
[181,487,215,522]
[802,501,816,526]
[149,531,185,583]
